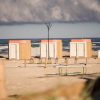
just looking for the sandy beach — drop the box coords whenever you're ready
[2,58,100,96]
[0,1,100,98]
[0,46,100,99]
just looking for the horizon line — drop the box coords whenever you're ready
[0,21,100,25]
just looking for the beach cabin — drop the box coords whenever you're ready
[9,40,31,60]
[70,39,92,58]
[40,40,62,59]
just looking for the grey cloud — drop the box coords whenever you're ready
[0,0,100,22]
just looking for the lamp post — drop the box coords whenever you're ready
[45,23,52,59]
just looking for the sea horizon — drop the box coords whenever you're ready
[0,37,100,51]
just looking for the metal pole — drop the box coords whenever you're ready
[48,26,50,59]
[45,23,52,60]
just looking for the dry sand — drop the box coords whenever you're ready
[2,58,100,96]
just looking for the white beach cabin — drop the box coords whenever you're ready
[70,39,92,58]
[9,40,31,60]
[40,40,62,59]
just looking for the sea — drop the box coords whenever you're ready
[0,22,100,51]
[0,38,100,51]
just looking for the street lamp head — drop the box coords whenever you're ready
[45,23,52,30]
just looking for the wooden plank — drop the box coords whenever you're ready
[0,60,6,100]
[19,41,31,60]
[57,40,62,59]
[87,42,93,58]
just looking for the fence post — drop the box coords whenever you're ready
[45,57,47,68]
[24,59,27,67]
[0,60,6,100]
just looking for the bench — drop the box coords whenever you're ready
[56,64,87,75]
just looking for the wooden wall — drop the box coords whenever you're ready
[19,40,31,60]
[86,42,93,58]
[57,40,62,59]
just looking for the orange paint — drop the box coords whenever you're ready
[9,40,31,43]
[41,40,56,43]
[71,39,91,42]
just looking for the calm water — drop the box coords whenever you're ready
[0,38,100,51]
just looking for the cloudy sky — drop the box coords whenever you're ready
[0,0,100,22]
[0,0,100,39]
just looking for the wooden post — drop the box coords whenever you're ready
[45,57,47,68]
[75,57,77,64]
[86,57,87,65]
[65,57,68,75]
[24,59,27,67]
[44,44,48,68]
[0,60,6,100]
[65,57,68,65]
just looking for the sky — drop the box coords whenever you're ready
[0,0,100,22]
[0,0,100,38]
[0,23,100,39]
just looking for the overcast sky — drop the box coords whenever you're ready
[0,0,100,38]
[0,0,100,22]
[0,23,100,39]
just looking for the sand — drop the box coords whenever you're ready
[2,58,100,96]
[0,46,100,96]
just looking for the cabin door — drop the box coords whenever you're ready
[70,43,77,57]
[77,43,85,57]
[9,44,19,59]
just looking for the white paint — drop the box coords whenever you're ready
[9,43,19,60]
[85,42,87,57]
[77,43,85,57]
[40,41,57,58]
[32,47,40,57]
[40,43,47,58]
[70,42,77,57]
[98,50,100,58]
[70,42,89,57]
[49,43,54,58]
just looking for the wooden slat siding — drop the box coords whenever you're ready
[57,40,62,59]
[87,42,93,58]
[19,40,31,60]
